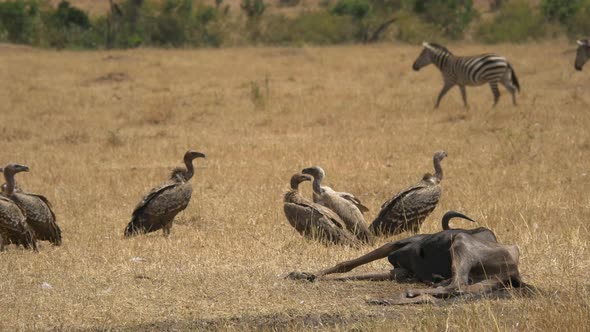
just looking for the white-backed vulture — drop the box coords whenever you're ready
[283,173,358,246]
[124,150,206,237]
[302,166,373,245]
[370,150,447,236]
[313,188,369,214]
[0,164,37,251]
[0,166,61,245]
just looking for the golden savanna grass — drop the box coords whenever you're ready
[0,41,589,331]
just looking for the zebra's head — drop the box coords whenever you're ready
[412,42,450,71]
[575,39,589,71]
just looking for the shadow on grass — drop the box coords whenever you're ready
[91,312,382,331]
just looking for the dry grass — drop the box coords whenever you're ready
[0,41,589,331]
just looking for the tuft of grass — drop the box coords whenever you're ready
[143,108,174,125]
[249,76,270,110]
[106,129,125,147]
[61,130,90,144]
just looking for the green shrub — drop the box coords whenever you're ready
[261,12,357,45]
[371,0,402,12]
[0,0,41,43]
[192,4,226,47]
[151,14,187,46]
[406,0,477,39]
[44,25,103,48]
[331,0,370,20]
[278,0,301,7]
[40,0,94,48]
[394,10,442,44]
[241,0,265,19]
[475,0,546,43]
[565,0,590,37]
[104,0,152,48]
[1,0,587,50]
[51,0,89,29]
[329,0,401,42]
[489,0,503,11]
[147,1,190,46]
[541,0,583,24]
[147,0,225,47]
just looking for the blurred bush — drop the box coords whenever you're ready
[261,12,357,45]
[404,0,477,39]
[0,0,41,44]
[475,0,547,43]
[541,0,583,24]
[564,0,590,37]
[331,0,370,20]
[41,0,95,48]
[0,0,587,49]
[394,10,442,43]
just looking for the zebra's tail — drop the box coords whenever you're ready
[508,63,520,93]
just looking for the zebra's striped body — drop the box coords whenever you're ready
[575,39,589,71]
[413,42,520,108]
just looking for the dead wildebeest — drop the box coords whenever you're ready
[287,211,532,305]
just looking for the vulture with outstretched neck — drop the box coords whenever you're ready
[370,151,447,236]
[0,166,61,246]
[0,164,37,251]
[124,150,206,237]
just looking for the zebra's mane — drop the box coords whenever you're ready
[423,42,452,54]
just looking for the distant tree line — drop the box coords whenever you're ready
[0,0,588,49]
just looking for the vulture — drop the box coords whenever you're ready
[283,173,358,246]
[370,150,447,236]
[0,164,37,251]
[0,165,61,245]
[124,150,206,237]
[302,166,373,245]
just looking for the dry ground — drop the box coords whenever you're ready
[0,41,589,331]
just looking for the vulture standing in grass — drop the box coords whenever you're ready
[370,151,447,236]
[283,173,358,246]
[302,166,373,245]
[0,164,37,251]
[124,150,206,237]
[0,166,61,246]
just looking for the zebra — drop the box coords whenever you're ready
[412,42,520,108]
[575,39,589,71]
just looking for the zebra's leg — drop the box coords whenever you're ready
[459,85,468,108]
[489,82,500,107]
[501,81,518,106]
[435,83,454,109]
